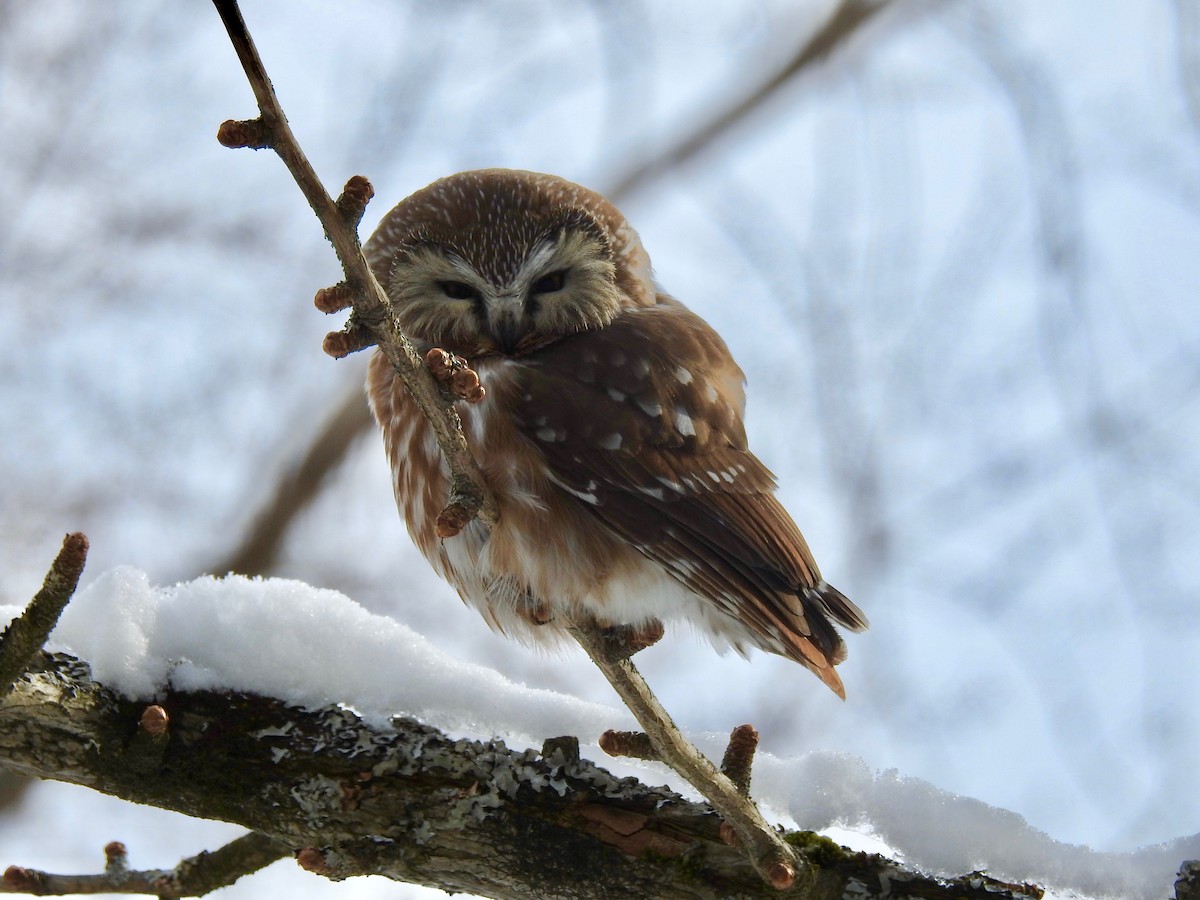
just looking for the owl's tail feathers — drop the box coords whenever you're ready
[812,581,869,633]
[784,582,867,700]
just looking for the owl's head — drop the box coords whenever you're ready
[364,169,655,358]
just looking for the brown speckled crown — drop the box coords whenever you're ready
[365,169,655,307]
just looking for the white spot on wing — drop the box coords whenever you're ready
[674,406,696,437]
[607,388,626,402]
[599,433,623,450]
[675,366,693,385]
[637,397,663,418]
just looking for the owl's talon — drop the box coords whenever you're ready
[518,602,554,626]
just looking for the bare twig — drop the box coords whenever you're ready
[211,0,497,531]
[570,621,802,892]
[1,832,287,898]
[0,532,88,695]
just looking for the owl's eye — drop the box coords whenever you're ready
[439,280,480,301]
[531,270,567,294]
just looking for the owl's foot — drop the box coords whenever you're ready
[425,348,485,403]
[517,600,554,627]
[596,618,664,659]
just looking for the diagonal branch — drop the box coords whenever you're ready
[211,0,496,531]
[570,621,802,891]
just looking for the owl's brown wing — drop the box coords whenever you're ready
[509,298,866,693]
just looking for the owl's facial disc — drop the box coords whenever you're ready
[389,224,624,357]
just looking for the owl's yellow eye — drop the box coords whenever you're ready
[439,280,479,301]
[531,270,567,294]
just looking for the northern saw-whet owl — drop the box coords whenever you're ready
[365,169,867,697]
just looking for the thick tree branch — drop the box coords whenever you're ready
[0,650,1052,900]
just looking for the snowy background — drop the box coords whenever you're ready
[2,0,1198,897]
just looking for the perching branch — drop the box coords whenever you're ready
[571,621,802,890]
[211,0,497,531]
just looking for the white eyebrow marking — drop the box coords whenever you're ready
[510,237,559,288]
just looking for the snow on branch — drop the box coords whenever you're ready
[1,566,1195,897]
[0,644,1051,899]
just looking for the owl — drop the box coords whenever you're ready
[364,169,867,697]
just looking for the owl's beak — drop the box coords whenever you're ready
[488,293,526,354]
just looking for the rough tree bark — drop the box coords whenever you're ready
[0,648,1051,900]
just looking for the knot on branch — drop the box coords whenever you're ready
[435,475,488,538]
[323,322,377,358]
[595,619,664,660]
[140,704,170,737]
[336,175,374,228]
[599,730,657,761]
[296,847,333,876]
[541,735,581,766]
[126,704,171,774]
[217,117,272,150]
[720,723,759,797]
[314,282,353,314]
[434,503,471,540]
[104,841,128,873]
[3,866,45,892]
